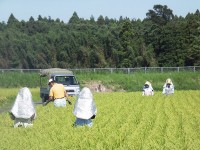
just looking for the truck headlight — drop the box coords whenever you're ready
[76,88,80,93]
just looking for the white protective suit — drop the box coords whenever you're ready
[10,87,36,127]
[142,81,154,96]
[73,87,97,119]
[162,78,174,95]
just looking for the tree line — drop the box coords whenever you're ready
[0,4,199,69]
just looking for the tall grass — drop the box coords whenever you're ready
[0,71,199,91]
[0,72,39,88]
[0,90,200,149]
[76,71,200,91]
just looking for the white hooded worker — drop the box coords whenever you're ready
[142,81,154,96]
[73,87,97,127]
[162,78,174,95]
[10,87,36,128]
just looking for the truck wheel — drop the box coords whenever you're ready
[42,98,46,103]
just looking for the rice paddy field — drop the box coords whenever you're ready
[0,89,200,150]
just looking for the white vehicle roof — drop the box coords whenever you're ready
[39,68,73,77]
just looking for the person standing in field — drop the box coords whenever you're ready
[162,78,174,95]
[142,81,154,96]
[73,87,97,127]
[47,78,69,107]
[10,87,36,128]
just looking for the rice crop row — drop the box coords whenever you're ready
[0,89,199,149]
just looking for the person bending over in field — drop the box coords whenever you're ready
[162,78,174,95]
[10,87,36,128]
[47,78,69,107]
[73,87,97,127]
[142,81,154,96]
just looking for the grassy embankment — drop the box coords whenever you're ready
[0,71,199,90]
[0,71,199,107]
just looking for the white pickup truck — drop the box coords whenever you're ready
[39,68,80,103]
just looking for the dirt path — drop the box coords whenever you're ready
[82,80,126,92]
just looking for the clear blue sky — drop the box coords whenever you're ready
[0,0,199,23]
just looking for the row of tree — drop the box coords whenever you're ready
[0,5,199,69]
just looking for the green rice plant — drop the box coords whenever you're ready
[0,88,19,107]
[0,88,40,108]
[0,89,200,149]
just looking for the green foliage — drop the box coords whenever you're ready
[0,71,199,91]
[0,5,199,68]
[0,72,39,88]
[146,5,174,25]
[76,71,200,91]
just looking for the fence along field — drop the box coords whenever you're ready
[0,71,200,91]
[0,90,200,149]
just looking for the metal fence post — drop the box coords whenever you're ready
[111,68,113,73]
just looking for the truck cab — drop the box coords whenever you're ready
[39,68,80,103]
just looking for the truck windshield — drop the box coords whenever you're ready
[55,76,78,85]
